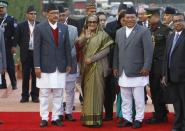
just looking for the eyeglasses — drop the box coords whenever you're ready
[28,13,37,15]
[88,21,97,24]
[59,14,66,17]
[100,19,106,22]
[173,19,184,23]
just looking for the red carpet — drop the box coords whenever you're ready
[0,112,174,131]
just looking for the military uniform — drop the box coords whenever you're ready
[0,1,17,89]
[146,8,171,123]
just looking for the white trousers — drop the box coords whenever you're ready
[61,81,75,115]
[120,86,145,122]
[40,88,63,121]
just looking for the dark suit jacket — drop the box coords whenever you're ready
[34,21,72,73]
[105,20,120,41]
[15,21,39,63]
[163,29,185,83]
[0,28,6,74]
[105,20,120,69]
[0,15,17,49]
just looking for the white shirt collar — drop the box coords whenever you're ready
[126,26,134,31]
[126,26,135,38]
[48,21,57,30]
[28,20,35,27]
[175,30,182,36]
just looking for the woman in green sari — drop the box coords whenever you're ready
[77,15,113,127]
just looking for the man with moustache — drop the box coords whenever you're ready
[163,7,176,30]
[162,13,185,131]
[113,7,153,128]
[34,3,71,127]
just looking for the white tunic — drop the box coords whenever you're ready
[118,70,149,87]
[37,69,66,89]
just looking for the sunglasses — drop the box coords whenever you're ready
[28,13,37,15]
[173,19,184,23]
[88,21,97,24]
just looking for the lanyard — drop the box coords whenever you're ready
[0,14,7,27]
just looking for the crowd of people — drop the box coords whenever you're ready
[0,0,185,131]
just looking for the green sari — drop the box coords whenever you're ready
[80,28,113,126]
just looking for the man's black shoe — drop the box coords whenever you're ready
[20,98,29,103]
[32,98,39,103]
[103,117,113,121]
[117,119,132,127]
[132,120,142,128]
[146,116,168,124]
[59,115,63,121]
[51,119,64,126]
[40,120,48,128]
[12,86,17,90]
[65,114,76,121]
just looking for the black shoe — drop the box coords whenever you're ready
[0,86,7,89]
[51,119,64,126]
[12,86,17,90]
[65,114,76,121]
[132,120,142,128]
[32,98,39,103]
[73,106,75,111]
[103,117,113,121]
[172,129,181,131]
[40,120,48,128]
[145,116,168,124]
[117,119,132,127]
[20,98,29,103]
[59,115,64,121]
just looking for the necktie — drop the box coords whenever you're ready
[143,22,147,27]
[169,33,180,67]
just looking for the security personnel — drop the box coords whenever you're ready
[145,8,171,124]
[0,0,17,90]
[163,6,176,30]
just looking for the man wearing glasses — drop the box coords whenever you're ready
[162,13,185,131]
[15,5,39,103]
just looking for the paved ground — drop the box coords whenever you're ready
[0,76,174,113]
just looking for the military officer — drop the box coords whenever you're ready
[0,0,17,90]
[163,6,176,30]
[145,8,171,124]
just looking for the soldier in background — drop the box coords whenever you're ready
[0,0,17,90]
[145,8,171,124]
[163,7,176,30]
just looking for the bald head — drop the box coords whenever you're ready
[138,7,148,22]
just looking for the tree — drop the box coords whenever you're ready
[7,0,42,22]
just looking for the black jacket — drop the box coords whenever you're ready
[163,29,185,83]
[15,21,39,63]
